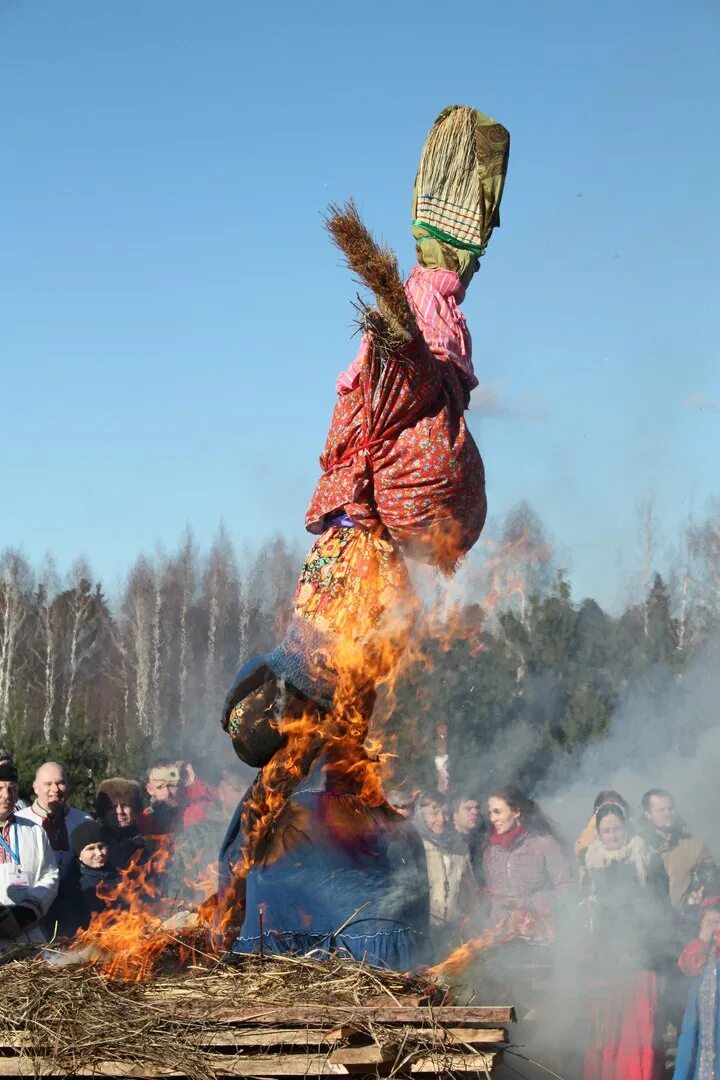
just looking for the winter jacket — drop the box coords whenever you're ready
[417,826,476,927]
[16,803,91,878]
[0,815,59,950]
[182,780,217,829]
[640,822,715,909]
[482,829,574,936]
[54,858,122,937]
[99,823,148,872]
[584,835,673,970]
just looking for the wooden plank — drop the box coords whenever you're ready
[190,1025,507,1051]
[0,1050,501,1077]
[418,1027,507,1045]
[196,1028,345,1048]
[409,1051,497,1073]
[169,1004,515,1026]
[0,1056,350,1077]
[329,1046,395,1065]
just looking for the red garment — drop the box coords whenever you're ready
[182,779,217,829]
[678,936,716,977]
[488,823,528,849]
[584,969,661,1080]
[336,266,477,393]
[305,300,486,571]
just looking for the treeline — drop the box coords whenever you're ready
[1,499,719,798]
[0,528,300,783]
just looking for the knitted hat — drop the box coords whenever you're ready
[71,820,105,856]
[95,778,143,817]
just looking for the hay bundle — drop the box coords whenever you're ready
[325,199,416,348]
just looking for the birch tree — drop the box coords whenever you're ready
[0,550,32,737]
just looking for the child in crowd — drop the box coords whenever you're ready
[58,822,121,936]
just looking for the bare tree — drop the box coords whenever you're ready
[34,556,60,740]
[637,498,659,639]
[0,550,32,736]
[121,557,157,740]
[61,560,98,730]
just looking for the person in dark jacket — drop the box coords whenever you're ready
[95,778,148,871]
[56,821,121,936]
[583,803,672,1080]
[451,790,486,885]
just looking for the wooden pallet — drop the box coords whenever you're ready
[0,1005,514,1077]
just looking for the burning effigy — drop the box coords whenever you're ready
[0,104,516,1080]
[216,105,510,969]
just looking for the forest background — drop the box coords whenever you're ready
[2,496,718,811]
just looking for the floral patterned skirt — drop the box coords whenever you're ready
[293,525,413,644]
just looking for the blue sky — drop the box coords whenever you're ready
[1,0,718,609]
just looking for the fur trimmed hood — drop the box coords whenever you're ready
[584,833,653,884]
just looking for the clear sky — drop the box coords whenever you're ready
[2,0,718,610]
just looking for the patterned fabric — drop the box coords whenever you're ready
[412,106,510,254]
[307,291,486,572]
[293,526,412,640]
[675,957,720,1080]
[0,820,14,864]
[336,265,476,394]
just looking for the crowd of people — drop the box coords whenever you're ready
[0,743,717,1078]
[0,751,245,946]
[387,782,717,1078]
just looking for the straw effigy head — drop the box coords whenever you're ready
[412,105,510,258]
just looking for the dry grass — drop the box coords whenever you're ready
[0,947,459,1079]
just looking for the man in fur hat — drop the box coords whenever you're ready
[95,778,148,871]
[0,762,59,950]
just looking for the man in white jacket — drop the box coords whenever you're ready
[0,762,59,950]
[16,761,90,878]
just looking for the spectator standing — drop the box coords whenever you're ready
[451,791,486,884]
[0,750,27,809]
[674,896,720,1079]
[56,822,121,937]
[141,760,186,837]
[0,762,59,950]
[95,778,148,870]
[483,786,574,942]
[72,821,121,931]
[16,762,90,877]
[181,761,217,829]
[582,803,672,1080]
[574,790,631,874]
[640,789,715,910]
[416,791,476,955]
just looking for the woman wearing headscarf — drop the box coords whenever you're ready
[583,803,672,1080]
[575,790,632,876]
